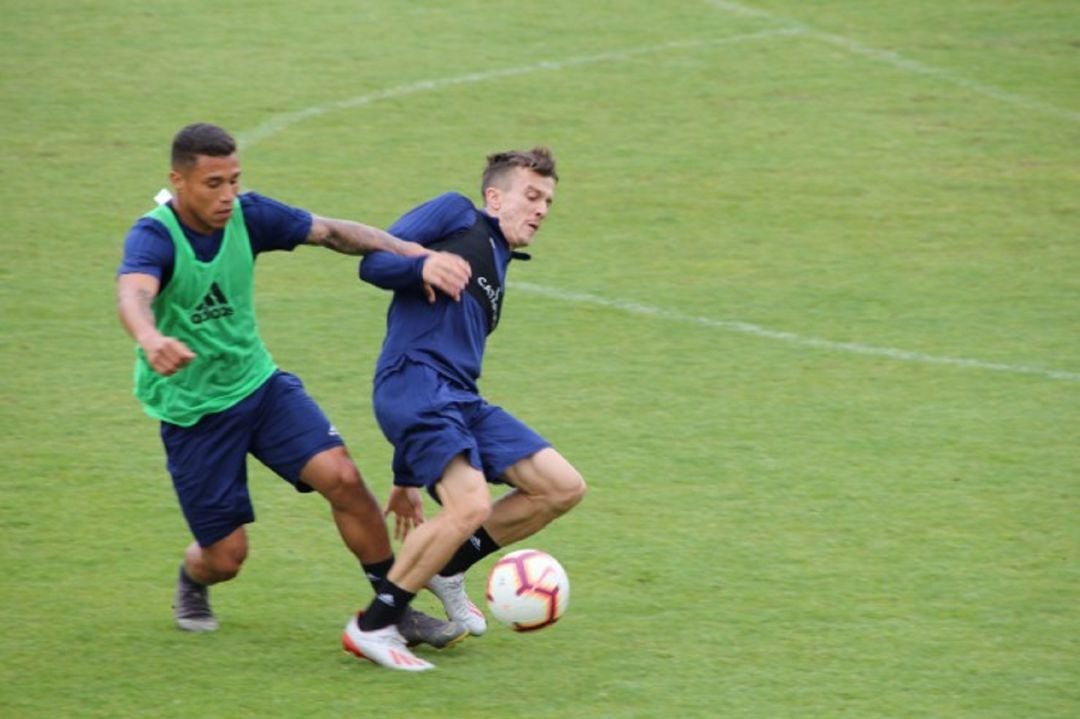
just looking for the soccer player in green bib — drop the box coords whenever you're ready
[116,123,472,650]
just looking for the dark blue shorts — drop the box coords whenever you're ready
[160,370,345,547]
[373,360,549,490]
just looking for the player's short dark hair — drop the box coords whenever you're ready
[481,147,558,195]
[171,123,237,169]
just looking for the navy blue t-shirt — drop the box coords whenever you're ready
[117,191,313,287]
[360,192,516,392]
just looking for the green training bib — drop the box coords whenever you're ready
[133,200,276,426]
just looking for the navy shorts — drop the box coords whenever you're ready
[160,370,345,547]
[373,360,549,490]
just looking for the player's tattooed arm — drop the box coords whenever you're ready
[311,215,471,301]
[117,273,159,340]
[307,215,428,257]
[116,272,195,376]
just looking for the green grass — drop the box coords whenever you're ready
[2,1,1078,717]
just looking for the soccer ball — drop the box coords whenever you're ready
[485,549,570,632]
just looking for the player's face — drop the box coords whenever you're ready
[169,153,241,234]
[486,168,556,248]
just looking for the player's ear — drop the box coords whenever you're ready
[169,168,183,192]
[484,185,502,213]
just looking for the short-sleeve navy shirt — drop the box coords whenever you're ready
[359,192,518,391]
[117,191,313,288]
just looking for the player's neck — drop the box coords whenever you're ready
[170,201,217,236]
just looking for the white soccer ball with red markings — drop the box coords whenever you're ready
[485,549,570,632]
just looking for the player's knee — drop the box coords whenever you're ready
[446,495,492,536]
[461,500,493,533]
[303,448,377,506]
[550,471,586,515]
[210,557,244,581]
[204,546,247,581]
[319,461,373,506]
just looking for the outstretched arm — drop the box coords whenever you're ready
[116,272,196,376]
[305,215,426,257]
[307,215,470,300]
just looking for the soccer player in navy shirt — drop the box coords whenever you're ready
[343,148,587,671]
[116,123,471,649]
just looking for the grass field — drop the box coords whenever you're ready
[2,1,1078,717]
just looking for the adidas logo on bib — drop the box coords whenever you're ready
[190,282,234,324]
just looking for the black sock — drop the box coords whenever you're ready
[361,557,395,594]
[358,579,415,631]
[439,527,500,577]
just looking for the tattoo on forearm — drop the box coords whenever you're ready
[319,221,385,255]
[323,228,362,254]
[135,288,155,323]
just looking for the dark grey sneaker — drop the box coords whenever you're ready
[173,567,219,632]
[397,606,467,649]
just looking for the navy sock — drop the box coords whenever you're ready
[439,527,500,577]
[361,557,394,594]
[358,579,415,631]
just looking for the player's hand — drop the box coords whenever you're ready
[421,252,471,303]
[384,486,426,540]
[141,334,196,376]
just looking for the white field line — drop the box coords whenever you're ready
[706,0,1080,123]
[512,282,1080,382]
[236,29,1078,384]
[237,28,803,148]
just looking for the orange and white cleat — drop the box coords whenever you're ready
[342,614,434,672]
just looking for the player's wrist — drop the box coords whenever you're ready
[134,328,164,348]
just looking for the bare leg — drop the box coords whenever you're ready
[485,448,586,546]
[387,454,491,592]
[300,446,393,564]
[175,530,245,631]
[184,527,248,585]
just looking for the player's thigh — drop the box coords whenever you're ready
[161,411,255,547]
[502,447,585,498]
[375,362,480,488]
[373,361,458,442]
[469,403,550,481]
[250,371,345,490]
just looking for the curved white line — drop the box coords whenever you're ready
[237,28,801,149]
[706,0,1080,123]
[236,32,1078,383]
[512,282,1080,382]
